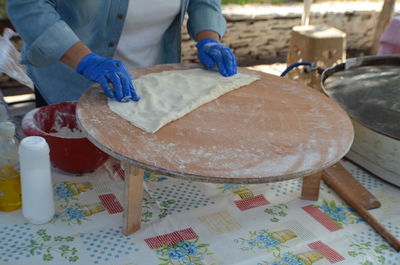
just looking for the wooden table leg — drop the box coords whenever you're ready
[301,172,322,201]
[121,162,145,236]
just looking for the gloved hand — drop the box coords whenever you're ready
[77,53,140,102]
[196,38,237,77]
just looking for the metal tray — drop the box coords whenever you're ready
[322,56,400,140]
[321,56,400,186]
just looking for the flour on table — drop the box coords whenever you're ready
[108,68,259,133]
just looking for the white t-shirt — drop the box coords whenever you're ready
[115,0,181,69]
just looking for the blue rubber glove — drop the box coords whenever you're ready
[196,38,237,77]
[77,53,140,102]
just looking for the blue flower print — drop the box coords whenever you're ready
[64,206,85,221]
[181,241,199,256]
[167,247,187,261]
[155,238,212,264]
[256,234,268,242]
[55,184,73,200]
[316,200,361,226]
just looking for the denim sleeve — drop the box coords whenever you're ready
[7,0,80,67]
[186,0,227,40]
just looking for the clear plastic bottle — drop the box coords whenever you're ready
[0,103,9,122]
[1,88,10,122]
[0,121,22,211]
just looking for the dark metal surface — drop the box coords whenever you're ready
[322,56,400,140]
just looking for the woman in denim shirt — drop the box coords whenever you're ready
[7,0,237,106]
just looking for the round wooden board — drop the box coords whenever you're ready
[77,64,354,184]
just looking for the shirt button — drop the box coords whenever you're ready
[108,42,115,48]
[117,14,124,19]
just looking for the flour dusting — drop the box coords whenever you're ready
[48,126,85,138]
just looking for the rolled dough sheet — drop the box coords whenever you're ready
[108,68,259,133]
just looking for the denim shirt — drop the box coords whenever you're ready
[7,0,226,104]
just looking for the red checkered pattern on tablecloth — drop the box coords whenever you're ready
[144,228,198,249]
[234,194,270,211]
[302,205,342,232]
[112,163,125,181]
[99,194,123,214]
[308,241,345,263]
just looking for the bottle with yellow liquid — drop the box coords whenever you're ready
[0,121,21,211]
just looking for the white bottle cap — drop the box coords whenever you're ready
[0,121,15,137]
[20,136,49,152]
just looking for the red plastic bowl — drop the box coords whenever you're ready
[21,101,109,174]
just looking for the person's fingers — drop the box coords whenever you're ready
[129,81,140,101]
[232,53,238,75]
[200,52,215,69]
[221,48,237,76]
[114,60,140,102]
[120,66,140,101]
[118,72,132,102]
[209,47,228,76]
[97,76,115,99]
[106,72,123,102]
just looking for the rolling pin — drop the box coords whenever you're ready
[322,163,380,210]
[322,163,400,251]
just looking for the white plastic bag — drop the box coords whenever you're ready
[0,28,33,89]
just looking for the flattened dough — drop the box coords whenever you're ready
[108,68,259,133]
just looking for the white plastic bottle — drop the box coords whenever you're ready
[19,136,55,224]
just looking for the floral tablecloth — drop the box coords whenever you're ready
[0,159,399,265]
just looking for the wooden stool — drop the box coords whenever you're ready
[286,24,346,91]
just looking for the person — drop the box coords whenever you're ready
[7,0,238,106]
